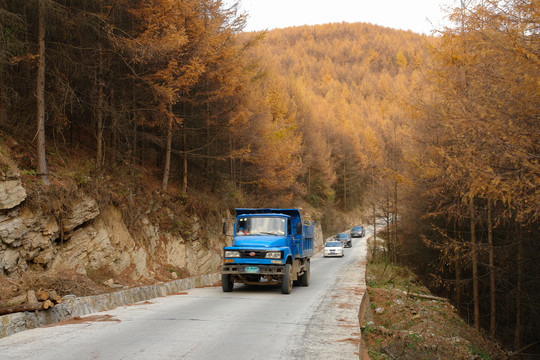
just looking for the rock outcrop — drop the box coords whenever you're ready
[0,179,26,210]
[0,161,226,282]
[0,157,26,211]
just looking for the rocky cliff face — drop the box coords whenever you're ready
[0,161,227,284]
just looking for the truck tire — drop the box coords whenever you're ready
[301,260,310,287]
[222,274,234,292]
[281,263,293,294]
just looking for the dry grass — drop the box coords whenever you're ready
[362,258,507,360]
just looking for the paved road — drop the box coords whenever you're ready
[0,230,369,360]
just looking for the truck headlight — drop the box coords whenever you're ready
[265,251,282,259]
[224,250,240,258]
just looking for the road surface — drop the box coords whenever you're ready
[0,229,369,360]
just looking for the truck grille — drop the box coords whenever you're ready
[239,250,265,259]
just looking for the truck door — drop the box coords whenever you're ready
[291,219,302,258]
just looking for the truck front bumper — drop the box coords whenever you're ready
[221,264,284,275]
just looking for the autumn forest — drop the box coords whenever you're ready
[0,0,538,354]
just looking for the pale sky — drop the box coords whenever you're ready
[227,0,456,34]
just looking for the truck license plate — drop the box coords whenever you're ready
[245,266,259,273]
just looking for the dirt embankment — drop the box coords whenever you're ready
[362,260,507,359]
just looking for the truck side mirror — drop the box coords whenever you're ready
[296,222,302,235]
[223,221,227,235]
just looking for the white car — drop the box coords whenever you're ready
[323,241,344,257]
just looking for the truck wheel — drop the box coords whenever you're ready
[222,274,234,292]
[281,263,293,294]
[301,260,310,287]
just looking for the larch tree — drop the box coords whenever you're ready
[177,0,249,195]
[125,0,198,192]
[240,72,303,202]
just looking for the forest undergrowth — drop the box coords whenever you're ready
[363,243,508,360]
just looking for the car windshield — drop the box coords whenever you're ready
[336,233,348,239]
[352,226,362,231]
[325,241,341,247]
[236,216,287,236]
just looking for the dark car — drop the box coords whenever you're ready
[335,232,352,248]
[350,226,365,238]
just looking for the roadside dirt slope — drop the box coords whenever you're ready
[362,262,507,359]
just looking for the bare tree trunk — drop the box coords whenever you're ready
[131,88,138,168]
[386,193,391,257]
[307,165,311,196]
[515,233,523,350]
[36,0,49,185]
[161,105,172,192]
[392,118,399,264]
[0,63,5,126]
[371,166,377,259]
[181,122,187,195]
[95,54,104,169]
[109,87,117,162]
[470,198,480,330]
[393,180,398,263]
[343,159,346,209]
[373,202,377,258]
[488,201,496,338]
[96,107,103,168]
[455,222,462,310]
[238,158,243,193]
[131,120,137,167]
[204,102,210,181]
[229,137,235,184]
[0,23,5,127]
[456,258,462,310]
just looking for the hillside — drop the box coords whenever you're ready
[246,22,428,208]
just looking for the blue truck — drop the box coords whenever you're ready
[221,208,314,294]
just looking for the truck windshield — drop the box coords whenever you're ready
[236,216,287,236]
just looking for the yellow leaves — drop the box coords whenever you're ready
[413,0,540,226]
[321,73,333,86]
[396,50,408,67]
[177,57,206,91]
[227,147,251,161]
[10,53,39,65]
[266,86,290,123]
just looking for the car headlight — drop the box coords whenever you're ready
[224,250,240,258]
[265,251,282,259]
